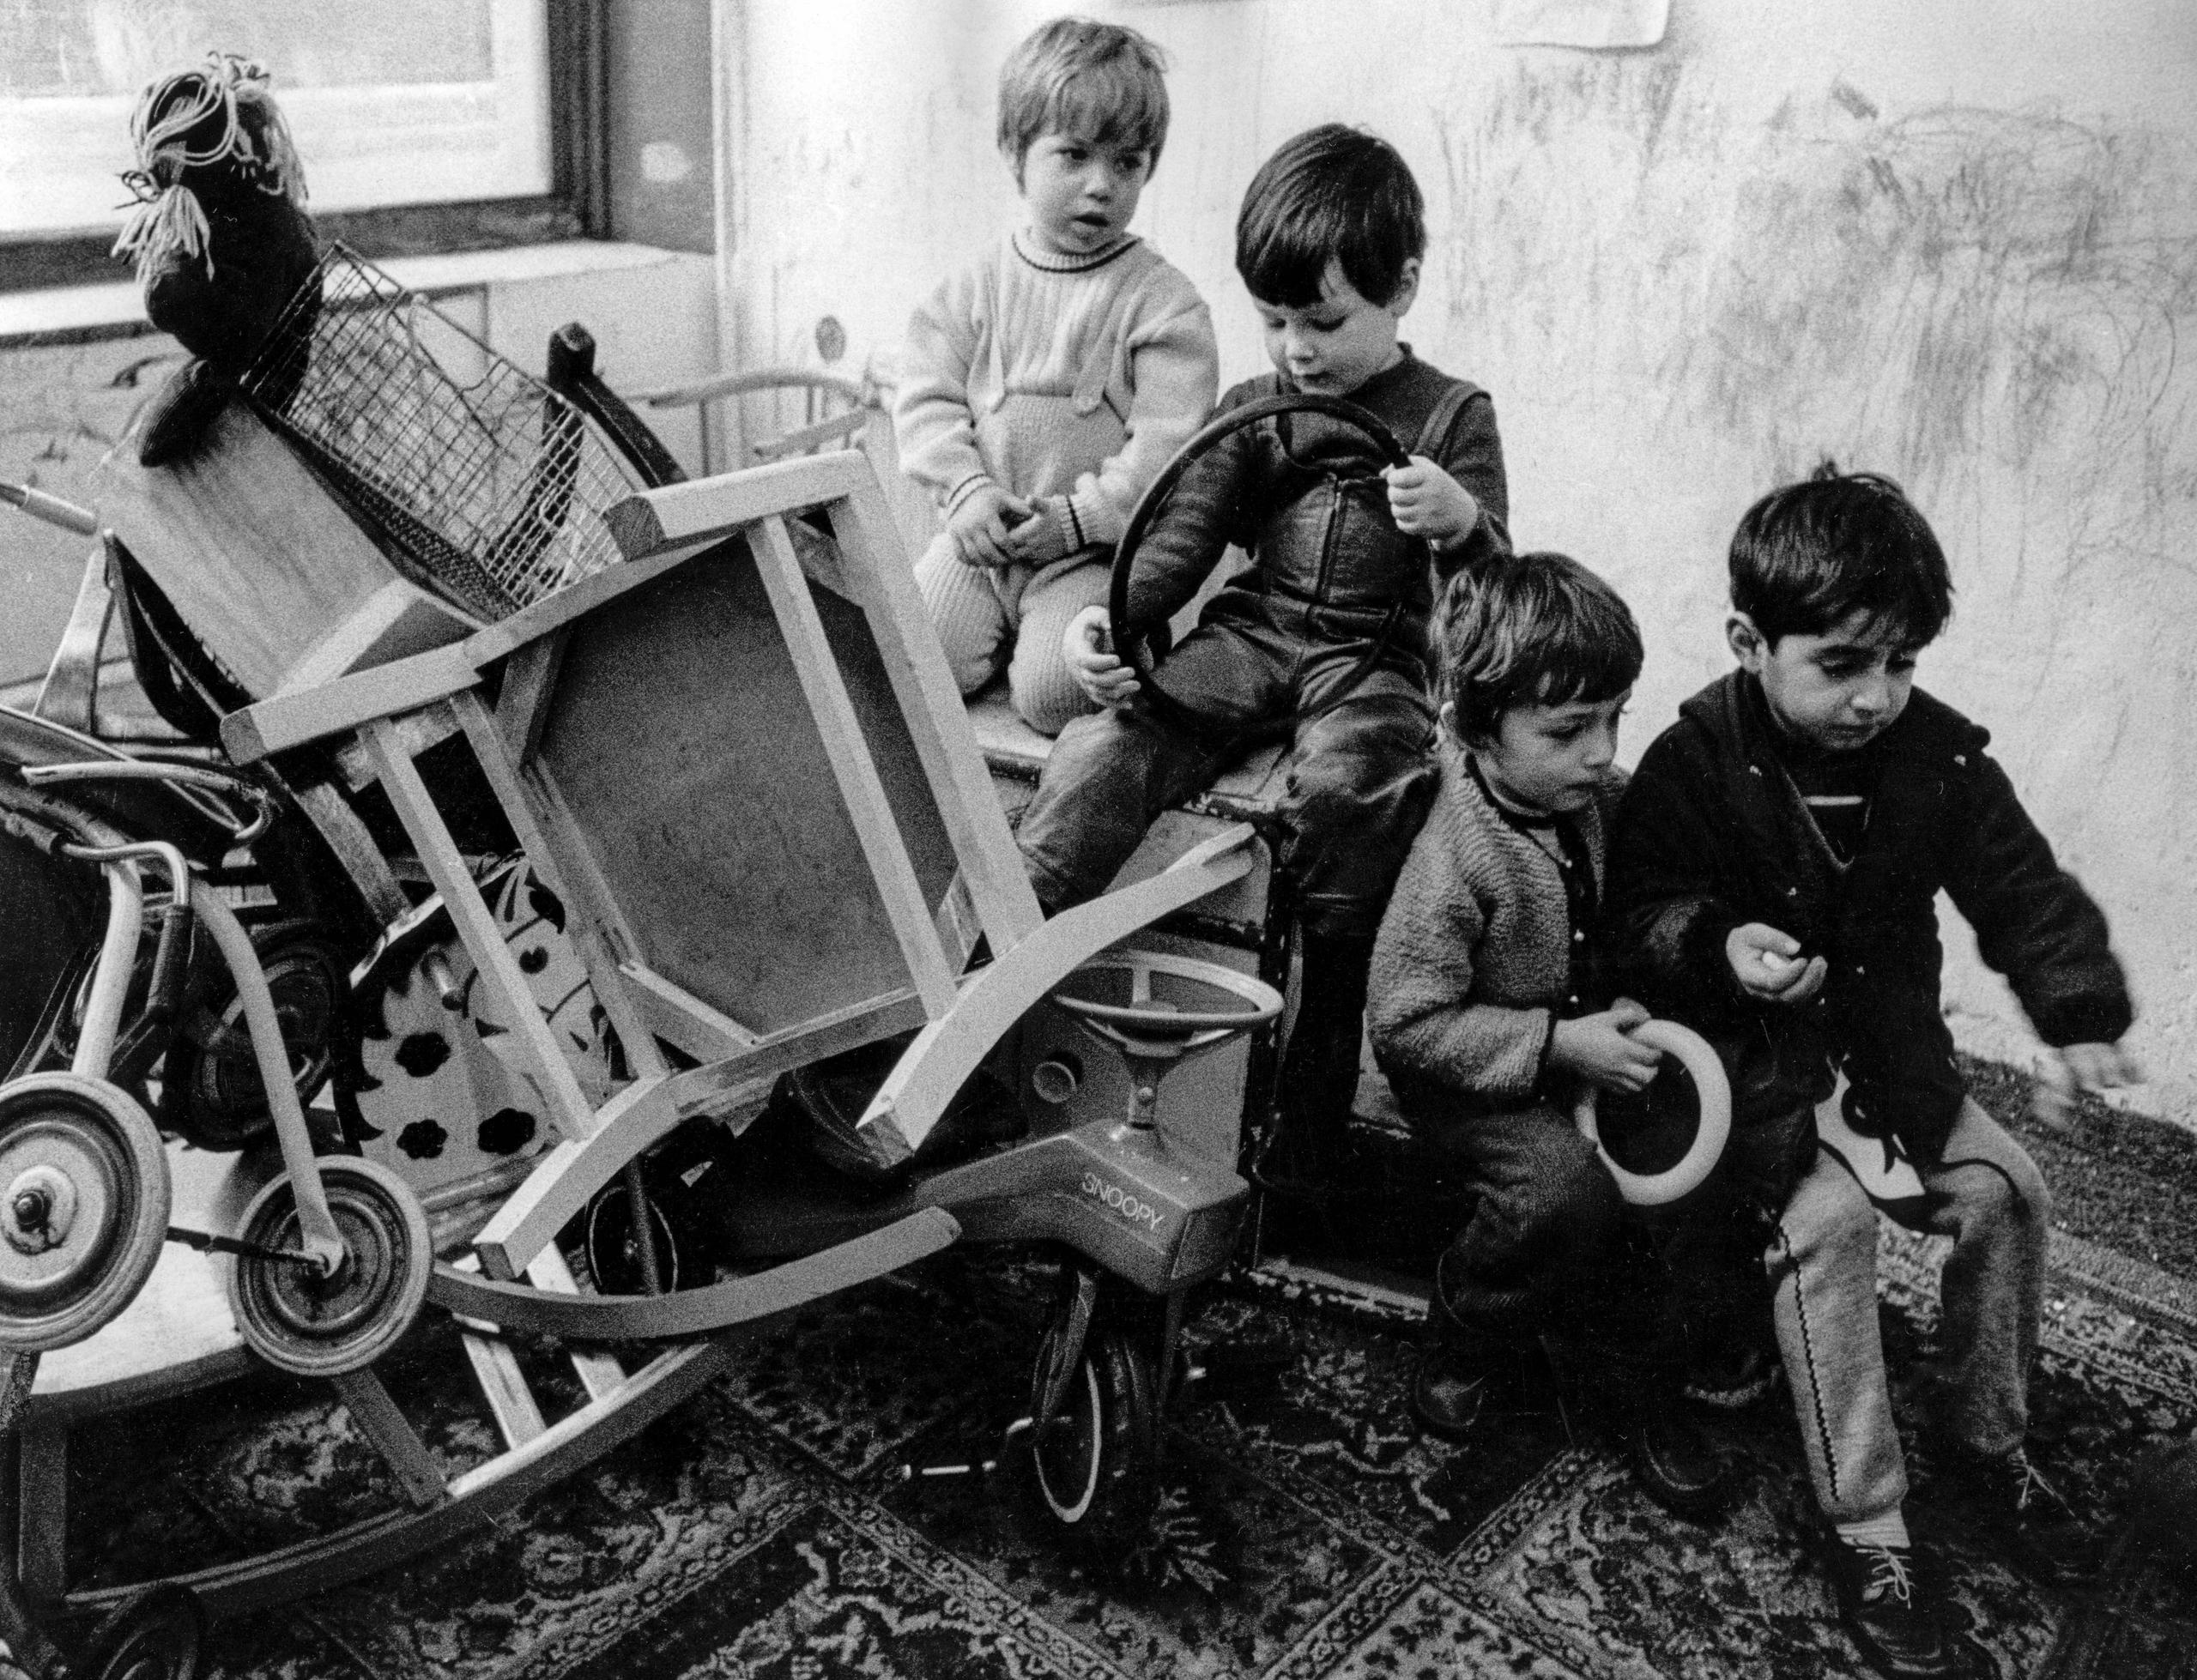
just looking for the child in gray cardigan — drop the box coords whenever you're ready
[1367,551,1727,1517]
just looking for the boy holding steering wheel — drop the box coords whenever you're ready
[1017,124,1510,1192]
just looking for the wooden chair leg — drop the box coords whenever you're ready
[33,541,115,735]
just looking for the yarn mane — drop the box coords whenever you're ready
[112,53,308,283]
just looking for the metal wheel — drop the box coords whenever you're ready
[72,1582,203,1680]
[582,1178,682,1296]
[230,1158,430,1378]
[164,923,348,1152]
[1028,1323,1160,1550]
[0,1073,170,1353]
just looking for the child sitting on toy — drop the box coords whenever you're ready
[1365,551,1729,1516]
[1016,124,1510,1182]
[893,17,1219,735]
[1606,464,2139,1679]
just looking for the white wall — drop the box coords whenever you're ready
[724,0,2197,1115]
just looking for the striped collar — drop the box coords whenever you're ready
[1010,230,1140,274]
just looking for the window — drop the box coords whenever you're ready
[0,0,605,292]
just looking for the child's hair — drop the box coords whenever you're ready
[996,17,1170,178]
[1437,552,1643,741]
[1236,124,1425,308]
[1729,461,1954,646]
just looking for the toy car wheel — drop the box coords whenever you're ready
[582,1177,683,1296]
[0,1073,172,1354]
[165,922,348,1152]
[1028,1323,1160,1550]
[74,1581,204,1680]
[230,1157,430,1378]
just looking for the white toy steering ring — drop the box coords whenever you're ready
[1571,1018,1732,1206]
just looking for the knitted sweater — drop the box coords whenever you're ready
[1368,740,1625,1114]
[893,233,1219,550]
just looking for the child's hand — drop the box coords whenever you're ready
[1064,605,1140,708]
[1383,456,1481,548]
[1726,923,1829,1005]
[947,483,1032,567]
[2030,1041,2144,1131]
[1548,997,1666,1094]
[1002,497,1074,565]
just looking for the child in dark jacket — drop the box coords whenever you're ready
[1607,465,2139,1680]
[1016,125,1510,1185]
[1367,551,1730,1519]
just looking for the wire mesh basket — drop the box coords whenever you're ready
[239,245,645,622]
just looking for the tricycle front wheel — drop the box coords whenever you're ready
[1027,1321,1160,1550]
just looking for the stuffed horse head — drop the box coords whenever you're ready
[112,53,319,372]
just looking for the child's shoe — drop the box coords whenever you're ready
[1939,1441,2108,1587]
[1681,1338,1779,1411]
[1410,1332,1529,1441]
[1622,1398,1732,1520]
[1257,930,1377,1201]
[1819,1533,1966,1679]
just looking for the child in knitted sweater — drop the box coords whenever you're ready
[893,17,1219,735]
[1366,551,1729,1518]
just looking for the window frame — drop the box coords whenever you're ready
[0,0,608,296]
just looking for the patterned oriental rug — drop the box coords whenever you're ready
[76,1068,2197,1680]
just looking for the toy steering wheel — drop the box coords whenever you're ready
[1571,1018,1732,1206]
[1108,393,1414,740]
[1050,949,1284,1058]
[1050,951,1284,1133]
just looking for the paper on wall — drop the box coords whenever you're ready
[1491,0,1668,50]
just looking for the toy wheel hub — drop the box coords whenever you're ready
[0,1117,123,1296]
[231,1157,431,1377]
[258,1204,383,1337]
[0,1073,171,1352]
[6,1163,80,1255]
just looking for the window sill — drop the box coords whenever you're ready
[0,240,707,350]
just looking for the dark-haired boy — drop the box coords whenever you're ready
[1366,551,1729,1516]
[1607,467,2139,1679]
[1017,124,1511,1181]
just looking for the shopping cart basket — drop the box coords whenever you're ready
[239,245,645,622]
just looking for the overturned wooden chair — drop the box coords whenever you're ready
[217,444,1267,1326]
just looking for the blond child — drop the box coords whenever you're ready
[893,17,1219,734]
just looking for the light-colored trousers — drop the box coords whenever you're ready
[913,533,1109,737]
[1767,1096,2049,1524]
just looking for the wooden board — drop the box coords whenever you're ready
[530,538,921,1036]
[806,575,959,916]
[29,1142,276,1419]
[92,397,445,698]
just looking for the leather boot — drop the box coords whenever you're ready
[1413,1329,1524,1441]
[1622,1389,1733,1520]
[1255,932,1376,1200]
